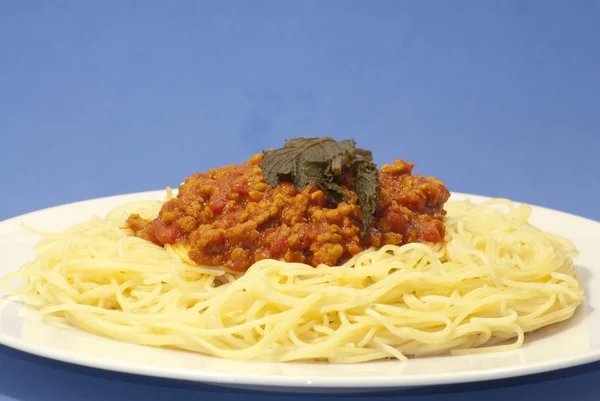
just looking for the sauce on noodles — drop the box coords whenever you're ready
[127,154,449,271]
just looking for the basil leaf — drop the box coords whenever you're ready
[299,160,346,204]
[352,155,381,238]
[261,137,381,236]
[261,137,354,187]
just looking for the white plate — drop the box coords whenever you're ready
[0,191,598,393]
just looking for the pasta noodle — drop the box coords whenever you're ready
[1,194,584,363]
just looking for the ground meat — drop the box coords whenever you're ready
[127,154,450,271]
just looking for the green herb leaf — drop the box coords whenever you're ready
[261,137,380,237]
[299,160,346,203]
[351,155,381,238]
[261,137,355,187]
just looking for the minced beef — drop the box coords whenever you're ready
[127,153,450,271]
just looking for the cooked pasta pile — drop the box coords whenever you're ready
[2,196,583,363]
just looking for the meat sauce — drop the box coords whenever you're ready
[127,153,450,272]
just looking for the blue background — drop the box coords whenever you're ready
[0,0,599,400]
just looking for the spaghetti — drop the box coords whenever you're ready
[1,194,584,363]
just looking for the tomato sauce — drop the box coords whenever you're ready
[127,154,450,271]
